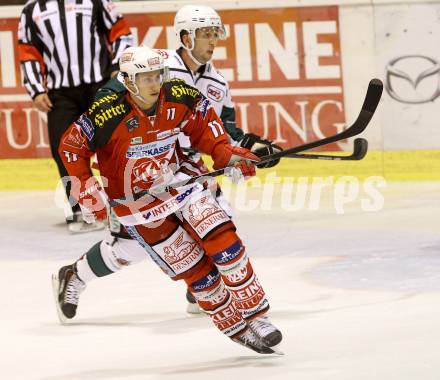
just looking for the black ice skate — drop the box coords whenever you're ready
[248,314,283,347]
[52,264,85,323]
[232,328,279,354]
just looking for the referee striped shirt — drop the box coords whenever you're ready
[18,0,133,99]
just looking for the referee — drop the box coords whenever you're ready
[18,0,133,233]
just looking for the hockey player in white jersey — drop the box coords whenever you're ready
[162,5,282,161]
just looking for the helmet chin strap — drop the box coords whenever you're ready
[124,81,149,107]
[184,35,208,68]
[187,48,206,67]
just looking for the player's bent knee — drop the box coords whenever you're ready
[181,190,233,241]
[109,236,148,266]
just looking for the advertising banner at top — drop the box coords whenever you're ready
[0,4,345,158]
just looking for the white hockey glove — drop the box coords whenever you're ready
[239,133,283,169]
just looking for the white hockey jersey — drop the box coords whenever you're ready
[158,49,234,116]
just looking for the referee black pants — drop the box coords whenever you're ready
[47,80,107,215]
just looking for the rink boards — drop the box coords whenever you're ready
[0,149,439,191]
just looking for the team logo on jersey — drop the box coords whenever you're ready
[132,160,162,183]
[125,116,139,132]
[207,85,224,102]
[74,114,94,141]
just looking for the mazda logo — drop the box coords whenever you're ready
[385,55,440,104]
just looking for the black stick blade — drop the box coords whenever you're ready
[352,138,368,160]
[362,78,383,115]
[341,79,383,139]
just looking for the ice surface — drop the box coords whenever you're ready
[0,182,439,380]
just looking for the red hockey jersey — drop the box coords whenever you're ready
[59,78,230,224]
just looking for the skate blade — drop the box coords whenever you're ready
[51,274,68,325]
[270,344,285,356]
[186,302,205,315]
[68,221,106,234]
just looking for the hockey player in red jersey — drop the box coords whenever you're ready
[52,46,282,354]
[99,4,283,313]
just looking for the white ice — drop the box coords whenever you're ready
[0,182,439,380]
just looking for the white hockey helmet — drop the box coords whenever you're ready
[119,46,168,96]
[174,5,226,49]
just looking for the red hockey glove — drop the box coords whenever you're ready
[213,145,260,183]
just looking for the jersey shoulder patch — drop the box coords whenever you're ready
[88,90,130,129]
[163,78,202,110]
[83,91,131,149]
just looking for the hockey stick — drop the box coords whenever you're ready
[112,79,382,204]
[286,138,368,161]
[254,78,382,166]
[182,138,368,161]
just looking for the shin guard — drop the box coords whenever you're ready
[209,236,270,319]
[189,268,247,338]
